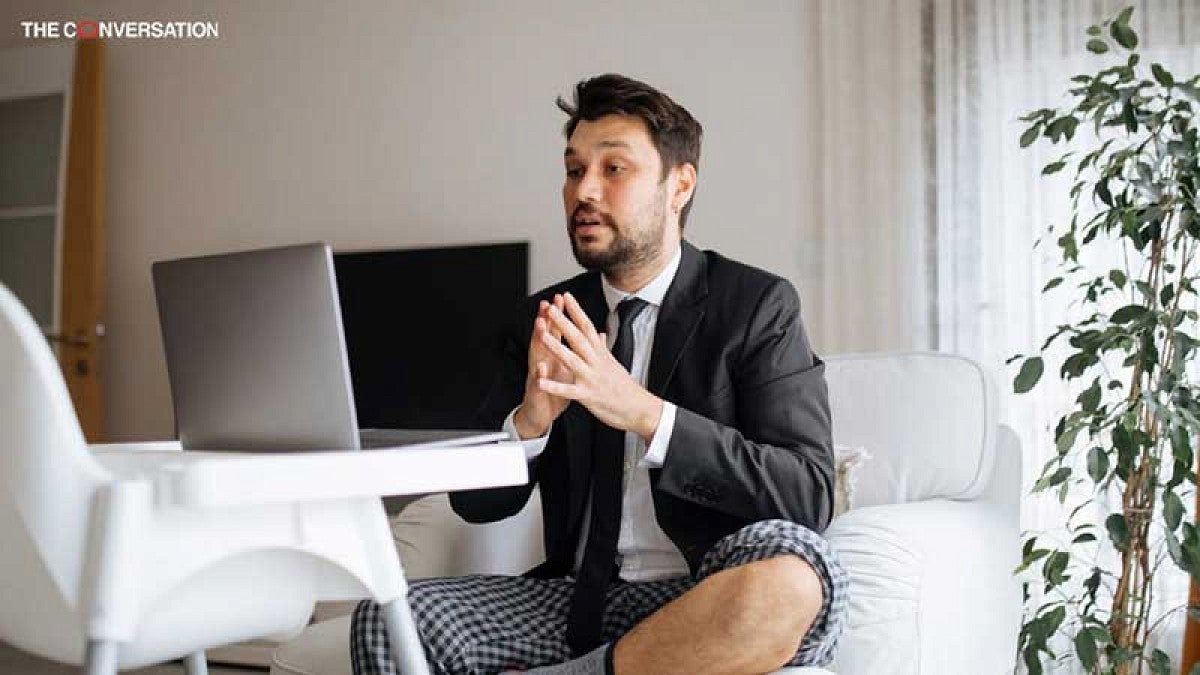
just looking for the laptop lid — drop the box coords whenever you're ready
[153,242,362,451]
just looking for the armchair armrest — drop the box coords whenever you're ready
[824,499,1021,675]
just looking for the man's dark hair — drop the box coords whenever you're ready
[556,73,703,229]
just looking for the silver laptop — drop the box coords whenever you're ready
[152,242,507,452]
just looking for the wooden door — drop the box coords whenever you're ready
[58,40,105,441]
[0,41,105,441]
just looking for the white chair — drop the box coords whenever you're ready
[0,283,527,675]
[272,351,1023,675]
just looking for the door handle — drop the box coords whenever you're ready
[44,324,104,347]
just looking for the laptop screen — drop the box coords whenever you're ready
[333,242,529,430]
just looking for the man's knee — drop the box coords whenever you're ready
[719,556,824,662]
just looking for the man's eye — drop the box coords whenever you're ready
[566,167,583,179]
[606,165,625,175]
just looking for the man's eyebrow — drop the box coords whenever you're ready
[564,140,634,157]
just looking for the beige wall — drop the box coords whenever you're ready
[1,1,820,441]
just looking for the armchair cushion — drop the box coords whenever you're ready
[826,353,998,506]
[823,498,1020,675]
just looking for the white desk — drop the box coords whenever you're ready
[92,441,528,508]
[89,440,528,675]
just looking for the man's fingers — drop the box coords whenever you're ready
[538,377,579,400]
[540,328,587,374]
[546,302,596,361]
[562,292,601,341]
[541,300,563,340]
[532,316,550,353]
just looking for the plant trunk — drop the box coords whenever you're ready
[1110,460,1155,674]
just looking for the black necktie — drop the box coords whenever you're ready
[565,297,649,655]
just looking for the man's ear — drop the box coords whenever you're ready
[671,163,697,213]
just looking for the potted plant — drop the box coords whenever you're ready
[1012,7,1200,675]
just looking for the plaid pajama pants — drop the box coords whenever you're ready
[351,519,849,675]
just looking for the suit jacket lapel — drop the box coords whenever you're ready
[647,241,708,396]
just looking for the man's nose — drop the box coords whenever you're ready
[576,168,602,203]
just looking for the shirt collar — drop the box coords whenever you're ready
[600,245,683,313]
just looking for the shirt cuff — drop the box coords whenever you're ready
[503,407,551,460]
[639,402,676,468]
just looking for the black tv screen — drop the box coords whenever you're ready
[333,242,529,430]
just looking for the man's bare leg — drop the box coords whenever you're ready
[611,556,824,675]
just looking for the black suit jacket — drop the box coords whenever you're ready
[451,240,834,578]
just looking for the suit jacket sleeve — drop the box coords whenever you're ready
[449,299,541,524]
[655,279,835,532]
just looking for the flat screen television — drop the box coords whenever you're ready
[333,242,529,430]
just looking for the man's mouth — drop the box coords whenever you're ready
[572,209,608,236]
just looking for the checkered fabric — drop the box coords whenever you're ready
[351,519,849,675]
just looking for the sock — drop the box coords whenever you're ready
[504,643,613,675]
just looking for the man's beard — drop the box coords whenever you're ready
[569,190,667,275]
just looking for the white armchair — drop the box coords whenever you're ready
[820,352,1022,674]
[272,351,1023,675]
[0,282,526,675]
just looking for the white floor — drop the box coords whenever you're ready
[0,642,264,674]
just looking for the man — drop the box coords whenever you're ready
[353,73,848,675]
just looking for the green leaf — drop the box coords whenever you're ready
[1041,159,1070,174]
[1056,426,1082,455]
[1111,21,1138,50]
[1087,446,1109,482]
[1035,467,1072,491]
[1042,160,1067,175]
[1172,426,1193,469]
[1152,63,1175,87]
[1150,649,1170,675]
[1073,532,1097,544]
[1061,352,1098,378]
[1044,605,1066,633]
[1043,277,1063,292]
[1020,125,1041,148]
[1015,357,1044,394]
[1116,6,1134,26]
[1165,491,1184,532]
[1084,625,1110,644]
[1024,647,1043,675]
[1015,547,1053,574]
[1087,39,1110,54]
[1078,379,1102,412]
[1107,513,1130,551]
[1086,25,1102,36]
[1110,269,1127,288]
[1123,102,1138,132]
[1043,550,1070,586]
[1075,629,1098,669]
[1111,304,1149,323]
[1084,569,1103,603]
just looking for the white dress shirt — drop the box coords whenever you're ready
[503,246,689,581]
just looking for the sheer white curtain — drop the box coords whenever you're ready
[813,0,1200,670]
[946,1,1200,671]
[803,0,934,354]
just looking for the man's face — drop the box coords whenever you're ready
[563,114,675,275]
